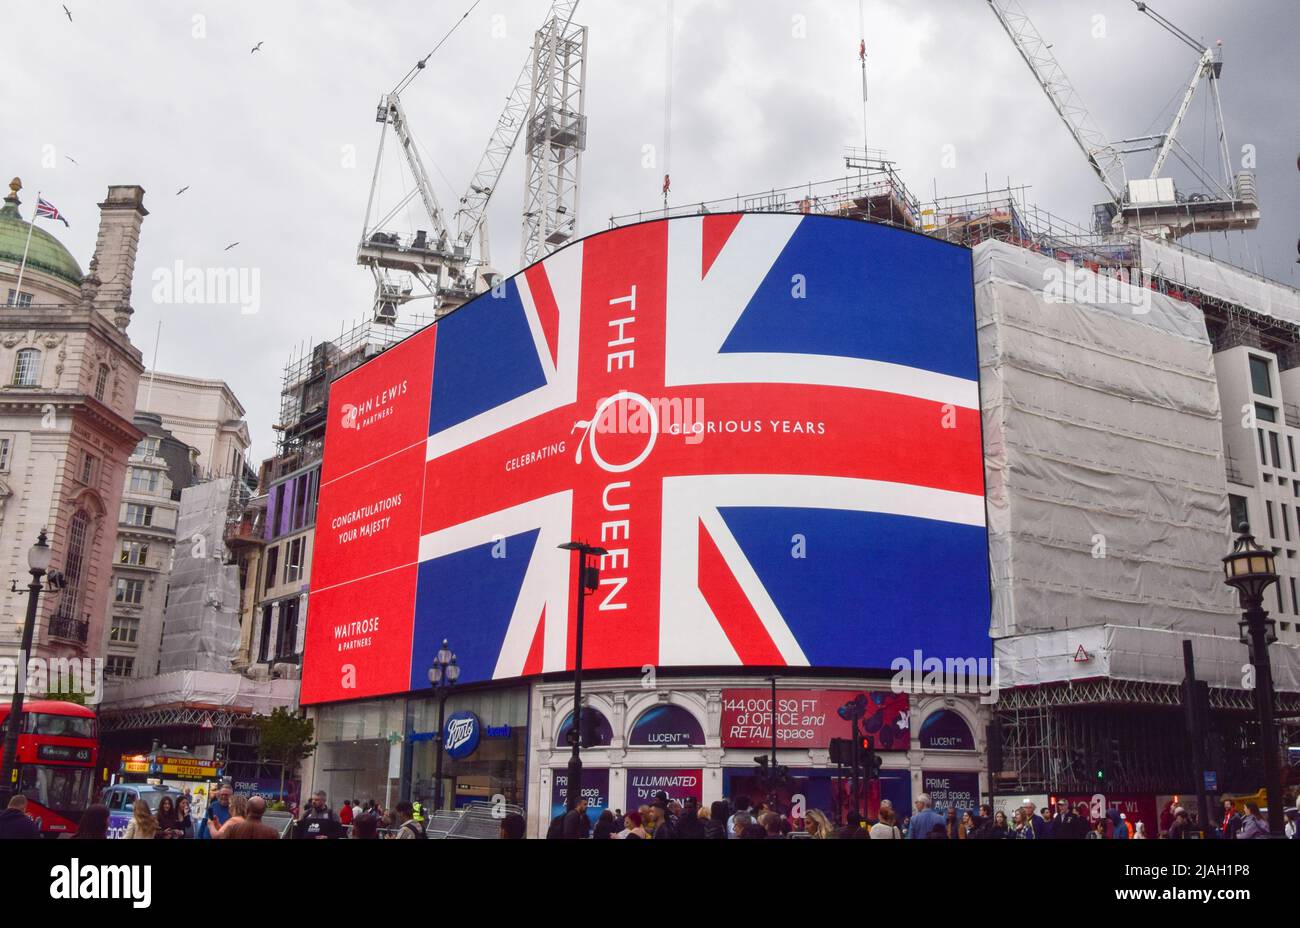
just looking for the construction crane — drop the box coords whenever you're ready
[358,1,586,322]
[986,0,1258,240]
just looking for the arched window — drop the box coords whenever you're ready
[55,510,91,622]
[918,709,975,751]
[94,364,109,401]
[12,348,40,387]
[556,707,613,747]
[628,704,705,747]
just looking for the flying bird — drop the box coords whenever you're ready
[175,186,189,196]
[223,242,239,251]
[65,155,78,165]
[251,41,263,53]
[63,5,72,22]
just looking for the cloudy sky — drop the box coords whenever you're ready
[4,0,1297,461]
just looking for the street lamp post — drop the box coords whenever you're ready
[426,639,460,813]
[1222,524,1285,837]
[0,530,56,803]
[558,541,606,811]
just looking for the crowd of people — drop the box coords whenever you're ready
[545,792,1300,840]
[1,784,1295,840]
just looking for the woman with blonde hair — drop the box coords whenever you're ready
[216,794,249,838]
[804,809,834,838]
[869,806,903,839]
[122,799,158,839]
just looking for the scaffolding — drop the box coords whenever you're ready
[274,312,435,466]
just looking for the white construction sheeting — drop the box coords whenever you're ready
[158,478,241,673]
[1141,236,1300,323]
[971,240,1296,687]
[101,670,299,714]
[995,625,1300,694]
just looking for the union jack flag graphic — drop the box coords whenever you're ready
[302,213,989,703]
[35,197,69,226]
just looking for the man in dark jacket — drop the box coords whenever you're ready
[1053,799,1086,839]
[0,795,41,839]
[562,798,590,839]
[675,798,705,839]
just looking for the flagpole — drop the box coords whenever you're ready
[11,189,39,305]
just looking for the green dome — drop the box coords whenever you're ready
[0,182,82,288]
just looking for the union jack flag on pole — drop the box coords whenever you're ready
[36,197,69,226]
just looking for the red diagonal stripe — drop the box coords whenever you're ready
[701,213,744,279]
[697,518,784,665]
[524,263,560,368]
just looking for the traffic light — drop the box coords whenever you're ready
[860,737,883,780]
[829,738,852,766]
[1093,755,1106,784]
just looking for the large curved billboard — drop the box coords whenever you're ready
[300,213,988,705]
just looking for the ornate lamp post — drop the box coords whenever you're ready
[1222,524,1285,837]
[426,640,460,812]
[1,530,56,803]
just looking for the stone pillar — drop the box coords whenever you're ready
[90,186,148,330]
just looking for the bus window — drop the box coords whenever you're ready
[29,713,96,739]
[21,766,94,811]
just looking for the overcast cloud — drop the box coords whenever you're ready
[3,0,1296,462]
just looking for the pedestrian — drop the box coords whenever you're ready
[173,796,195,839]
[1021,800,1044,838]
[1235,803,1268,839]
[0,794,41,839]
[650,802,677,839]
[1087,818,1107,839]
[216,795,249,837]
[988,809,1012,838]
[760,811,784,838]
[1166,806,1192,839]
[499,812,526,839]
[1039,802,1058,839]
[1011,808,1035,839]
[563,798,591,839]
[730,810,753,838]
[123,799,158,840]
[727,797,751,839]
[869,806,903,839]
[617,811,648,839]
[703,801,729,839]
[1134,822,1147,839]
[1052,799,1081,839]
[204,787,232,838]
[339,799,354,827]
[676,798,705,839]
[1106,808,1130,840]
[301,790,337,822]
[804,808,834,839]
[906,793,944,839]
[1284,807,1298,839]
[739,821,767,839]
[1220,799,1242,839]
[959,809,979,839]
[156,795,184,839]
[395,801,425,839]
[74,804,110,839]
[223,796,281,839]
[351,813,380,839]
[591,808,618,839]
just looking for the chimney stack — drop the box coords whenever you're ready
[90,185,148,330]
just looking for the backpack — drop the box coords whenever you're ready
[546,812,567,839]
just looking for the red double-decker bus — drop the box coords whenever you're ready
[0,700,99,836]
